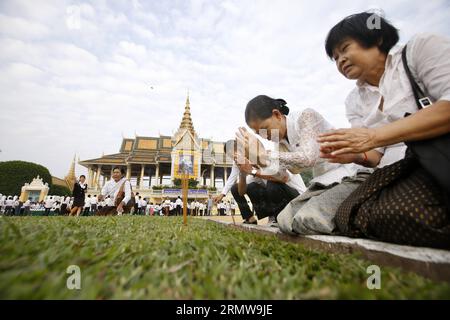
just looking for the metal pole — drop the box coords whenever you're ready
[182,171,188,226]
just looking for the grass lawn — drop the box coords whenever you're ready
[0,216,449,299]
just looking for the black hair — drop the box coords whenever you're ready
[325,11,399,59]
[223,139,237,154]
[245,95,289,124]
[112,166,126,175]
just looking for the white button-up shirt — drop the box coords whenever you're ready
[90,197,98,205]
[101,178,132,205]
[222,162,306,195]
[345,33,450,167]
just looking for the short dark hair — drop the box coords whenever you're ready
[112,166,125,175]
[245,95,289,124]
[325,11,399,59]
[79,175,86,179]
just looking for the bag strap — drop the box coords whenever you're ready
[118,179,129,194]
[401,45,427,109]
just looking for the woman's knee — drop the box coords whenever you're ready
[246,182,263,197]
[277,204,295,234]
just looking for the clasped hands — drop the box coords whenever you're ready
[234,127,268,171]
[317,127,377,164]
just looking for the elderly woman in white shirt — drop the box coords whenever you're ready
[97,167,132,215]
[236,95,372,235]
[318,12,450,249]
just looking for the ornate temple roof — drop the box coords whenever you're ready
[173,93,196,141]
[79,94,230,168]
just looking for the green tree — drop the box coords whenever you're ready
[50,185,71,197]
[0,161,53,196]
[172,178,182,187]
[188,178,199,189]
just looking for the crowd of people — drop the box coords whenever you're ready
[0,192,237,217]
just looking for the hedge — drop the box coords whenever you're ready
[0,161,53,196]
[50,185,71,197]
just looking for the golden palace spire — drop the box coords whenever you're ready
[64,154,77,190]
[178,91,196,137]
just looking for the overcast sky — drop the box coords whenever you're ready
[0,0,449,178]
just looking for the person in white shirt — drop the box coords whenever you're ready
[133,192,140,215]
[206,195,213,216]
[317,12,450,248]
[44,197,54,216]
[0,197,5,215]
[23,198,31,216]
[175,196,182,216]
[218,201,226,216]
[160,199,170,216]
[220,138,307,225]
[194,201,200,216]
[189,200,197,216]
[98,167,132,215]
[60,196,70,216]
[83,195,91,216]
[200,202,206,216]
[139,198,147,215]
[13,199,22,216]
[238,95,372,233]
[105,196,114,207]
[90,195,98,214]
[171,201,177,216]
[98,199,105,213]
[135,196,142,215]
[52,201,61,215]
[4,196,13,216]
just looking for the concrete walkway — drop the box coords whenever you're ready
[201,216,450,282]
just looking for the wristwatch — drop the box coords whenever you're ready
[251,168,258,177]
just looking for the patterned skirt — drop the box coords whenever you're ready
[335,150,450,249]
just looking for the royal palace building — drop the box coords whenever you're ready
[78,94,233,203]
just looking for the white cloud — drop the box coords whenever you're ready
[0,0,449,178]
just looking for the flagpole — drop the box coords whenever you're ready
[182,170,188,226]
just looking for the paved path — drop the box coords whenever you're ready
[201,216,450,282]
[198,215,269,225]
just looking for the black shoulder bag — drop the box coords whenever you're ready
[402,45,450,195]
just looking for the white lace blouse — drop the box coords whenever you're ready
[261,108,369,186]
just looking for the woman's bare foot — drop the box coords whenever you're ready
[244,216,257,224]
